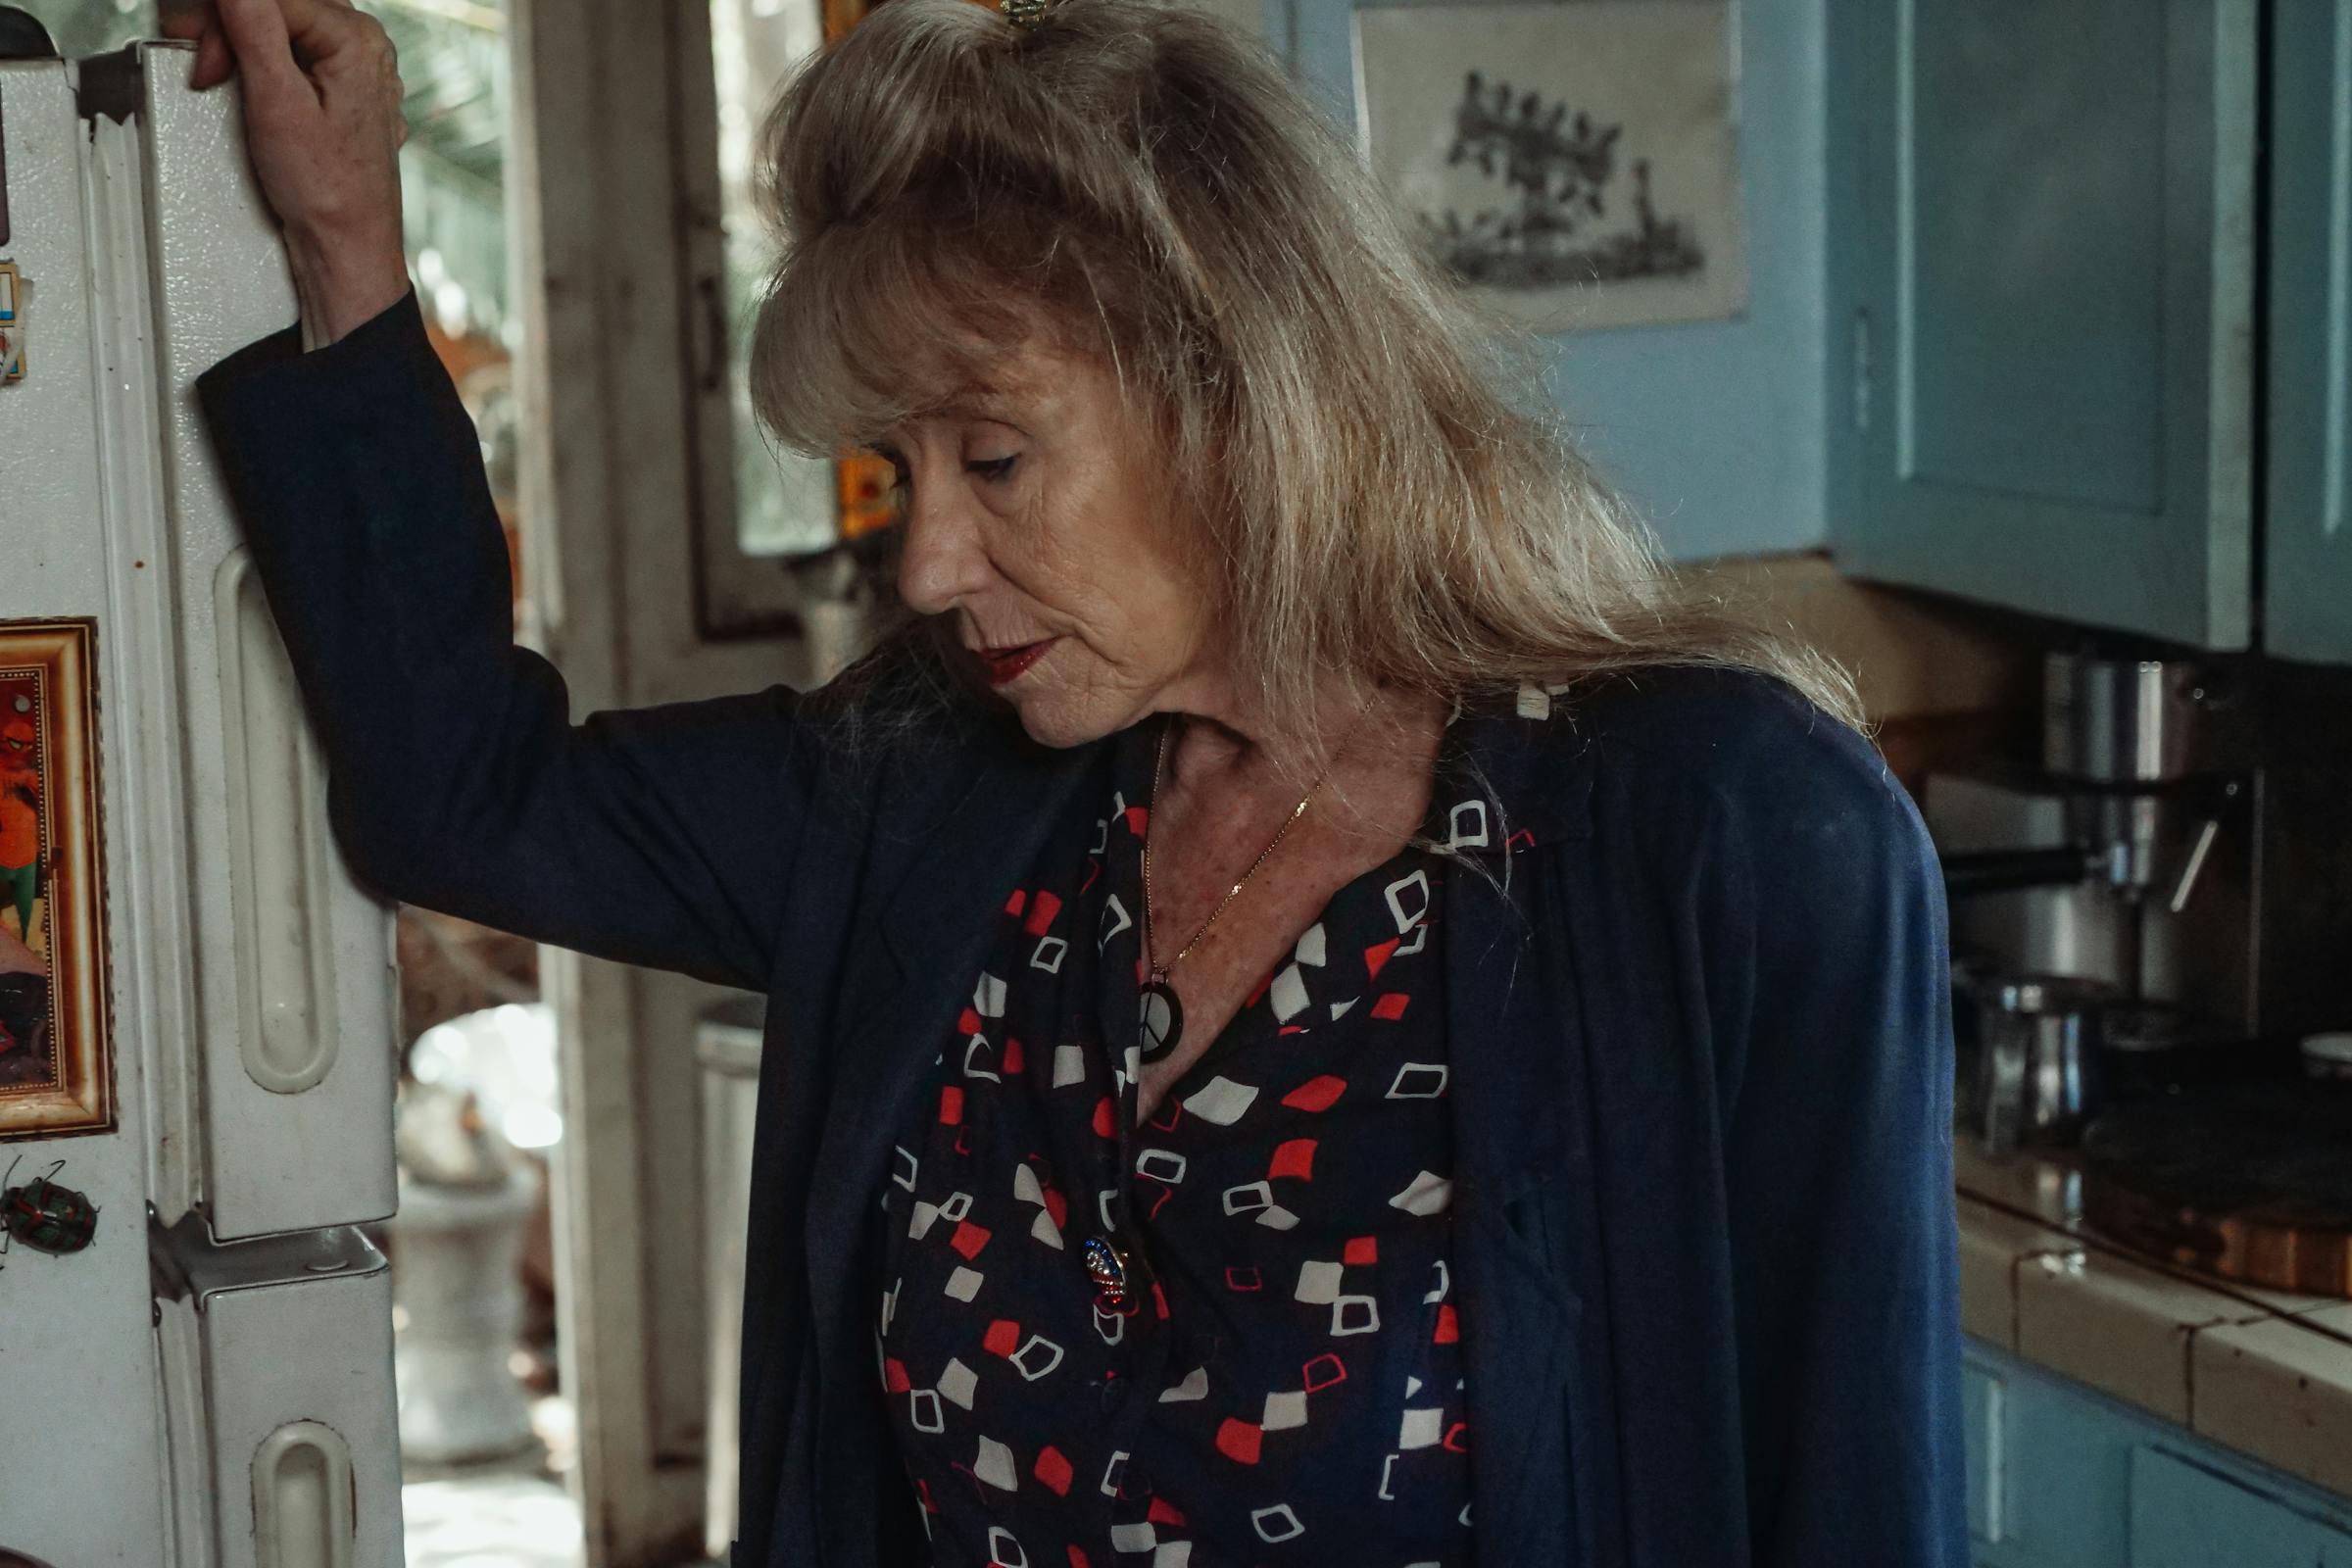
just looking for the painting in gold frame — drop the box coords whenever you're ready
[0,618,114,1142]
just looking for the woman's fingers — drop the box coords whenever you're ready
[195,27,235,90]
[154,0,212,44]
[213,0,308,106]
[155,0,232,90]
[184,0,412,345]
[159,0,395,103]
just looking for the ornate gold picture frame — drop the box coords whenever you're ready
[0,618,114,1141]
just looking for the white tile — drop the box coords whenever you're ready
[2015,1247,2234,1425]
[2192,1304,2352,1496]
[1955,1196,2072,1349]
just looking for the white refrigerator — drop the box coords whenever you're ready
[0,29,406,1568]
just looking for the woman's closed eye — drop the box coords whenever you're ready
[968,455,1017,481]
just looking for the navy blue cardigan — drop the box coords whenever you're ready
[197,292,1966,1568]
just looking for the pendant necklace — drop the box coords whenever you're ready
[1137,716,1337,1066]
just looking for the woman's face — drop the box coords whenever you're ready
[878,341,1221,748]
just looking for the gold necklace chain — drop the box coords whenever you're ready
[1141,717,1334,983]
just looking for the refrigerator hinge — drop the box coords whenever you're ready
[149,1203,388,1312]
[75,44,142,126]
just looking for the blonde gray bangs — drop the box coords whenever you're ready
[749,209,1089,457]
[747,0,1862,778]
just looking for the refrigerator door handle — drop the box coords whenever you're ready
[217,549,345,1096]
[251,1420,358,1568]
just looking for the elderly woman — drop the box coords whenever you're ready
[181,0,1961,1561]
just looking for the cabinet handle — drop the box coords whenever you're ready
[250,1420,357,1568]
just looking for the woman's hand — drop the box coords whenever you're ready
[159,0,412,348]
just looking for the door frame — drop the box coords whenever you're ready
[508,0,814,1560]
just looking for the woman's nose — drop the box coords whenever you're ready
[896,493,993,615]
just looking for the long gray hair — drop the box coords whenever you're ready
[747,0,1859,783]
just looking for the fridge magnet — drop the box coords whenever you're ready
[0,1155,98,1260]
[1353,0,1748,332]
[0,261,23,383]
[0,619,113,1142]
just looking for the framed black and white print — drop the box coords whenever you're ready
[1353,0,1748,331]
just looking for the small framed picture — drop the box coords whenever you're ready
[0,618,114,1142]
[1354,0,1748,332]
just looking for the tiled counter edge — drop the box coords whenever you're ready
[1955,1145,2352,1500]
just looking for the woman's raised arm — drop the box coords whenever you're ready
[199,293,819,994]
[176,0,819,993]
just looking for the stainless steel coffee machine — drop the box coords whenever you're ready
[1928,649,2263,1149]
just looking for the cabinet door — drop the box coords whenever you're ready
[1827,0,2258,649]
[2130,1447,2352,1567]
[2263,0,2352,664]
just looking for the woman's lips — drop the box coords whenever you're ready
[979,638,1055,686]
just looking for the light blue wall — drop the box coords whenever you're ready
[1270,0,1827,562]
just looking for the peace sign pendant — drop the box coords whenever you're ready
[1139,975,1184,1064]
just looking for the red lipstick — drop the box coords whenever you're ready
[979,639,1055,686]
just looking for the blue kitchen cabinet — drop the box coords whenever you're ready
[1963,1341,2352,1568]
[2263,0,2352,665]
[1826,0,2260,649]
[2131,1449,2352,1568]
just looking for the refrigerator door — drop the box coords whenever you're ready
[132,42,401,1243]
[0,54,175,1568]
[0,45,403,1565]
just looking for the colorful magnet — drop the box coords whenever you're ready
[1,1157,96,1257]
[0,261,21,383]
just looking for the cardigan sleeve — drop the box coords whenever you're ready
[196,290,818,994]
[1703,705,1968,1567]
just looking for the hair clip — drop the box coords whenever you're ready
[1002,0,1054,32]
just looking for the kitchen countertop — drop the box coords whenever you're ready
[1954,1140,2352,1498]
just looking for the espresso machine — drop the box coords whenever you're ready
[1925,647,2352,1295]
[1930,648,2262,1146]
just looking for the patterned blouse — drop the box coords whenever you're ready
[876,709,1491,1568]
